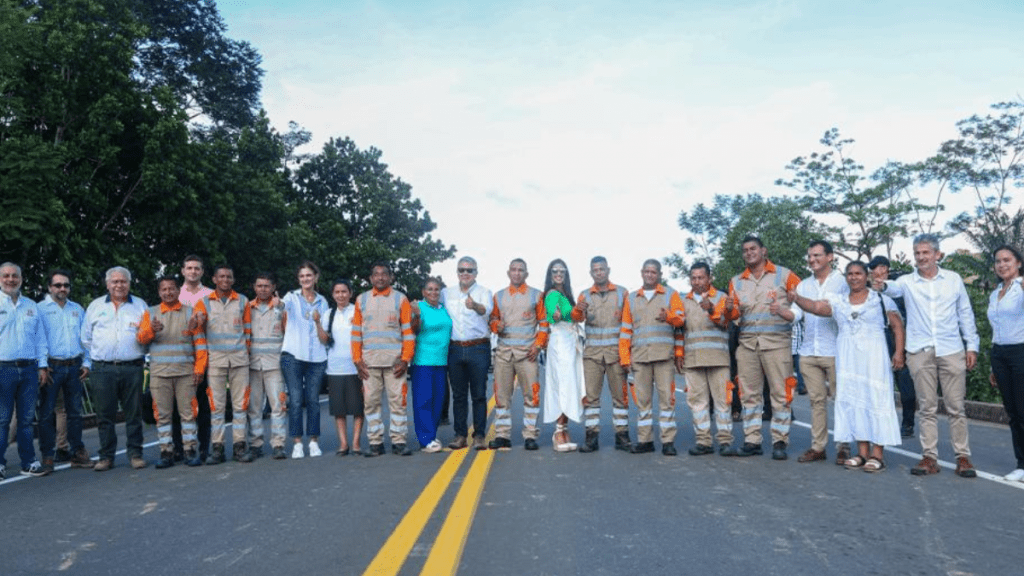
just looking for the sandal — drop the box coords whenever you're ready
[552,424,577,452]
[863,457,886,473]
[844,455,867,470]
[335,448,350,457]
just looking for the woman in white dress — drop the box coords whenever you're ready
[789,261,905,472]
[541,259,585,452]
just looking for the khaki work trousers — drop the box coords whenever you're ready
[632,359,677,444]
[363,367,409,445]
[582,357,629,434]
[801,355,838,452]
[151,374,197,453]
[907,349,970,459]
[248,368,287,449]
[207,365,250,445]
[737,344,792,445]
[493,355,540,440]
[684,366,733,447]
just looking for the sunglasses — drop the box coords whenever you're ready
[457,268,476,274]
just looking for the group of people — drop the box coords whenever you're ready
[2,232,1022,482]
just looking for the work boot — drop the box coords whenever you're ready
[205,443,226,465]
[771,441,788,461]
[578,431,599,453]
[155,451,175,469]
[54,448,72,463]
[391,443,412,456]
[185,448,203,467]
[614,431,632,452]
[70,447,95,468]
[630,441,655,454]
[233,442,254,463]
[661,442,678,456]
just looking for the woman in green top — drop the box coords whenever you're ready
[542,259,585,452]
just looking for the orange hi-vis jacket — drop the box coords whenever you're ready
[681,287,736,369]
[618,284,684,366]
[351,286,415,367]
[728,260,800,352]
[193,291,251,368]
[489,283,549,352]
[137,301,207,377]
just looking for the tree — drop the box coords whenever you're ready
[776,128,931,262]
[288,137,456,293]
[668,193,832,285]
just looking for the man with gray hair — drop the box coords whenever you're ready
[441,256,493,450]
[874,234,980,478]
[0,262,49,479]
[82,266,149,471]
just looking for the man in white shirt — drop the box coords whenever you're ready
[81,266,149,472]
[875,234,980,478]
[441,257,493,450]
[792,240,848,464]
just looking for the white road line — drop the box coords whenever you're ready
[673,386,1024,490]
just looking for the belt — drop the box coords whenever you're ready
[0,359,36,368]
[451,338,489,347]
[48,356,83,367]
[94,358,144,367]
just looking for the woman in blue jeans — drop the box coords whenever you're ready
[281,261,329,459]
[410,278,453,452]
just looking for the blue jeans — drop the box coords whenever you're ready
[39,361,86,457]
[281,353,326,438]
[0,364,40,468]
[90,362,145,460]
[448,342,490,439]
[411,365,447,445]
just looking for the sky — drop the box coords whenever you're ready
[216,0,1023,293]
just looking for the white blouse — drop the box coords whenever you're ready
[988,278,1024,346]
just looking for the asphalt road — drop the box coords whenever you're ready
[2,372,1022,576]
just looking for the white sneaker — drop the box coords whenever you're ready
[308,440,322,457]
[1004,468,1024,482]
[423,439,442,453]
[291,443,304,459]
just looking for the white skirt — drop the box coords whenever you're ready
[542,321,585,423]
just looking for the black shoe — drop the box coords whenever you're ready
[614,431,632,452]
[155,453,175,469]
[185,449,202,467]
[233,442,254,463]
[901,425,914,438]
[736,442,763,457]
[578,431,599,453]
[439,417,450,426]
[271,446,287,460]
[797,385,808,396]
[524,438,539,451]
[688,444,715,456]
[53,448,72,463]
[488,437,512,450]
[771,441,788,461]
[630,441,655,454]
[718,444,738,457]
[364,443,386,457]
[662,442,678,456]
[205,444,226,465]
[249,446,264,459]
[172,447,185,462]
[392,443,412,456]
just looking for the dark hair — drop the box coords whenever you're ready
[328,278,354,308]
[297,260,320,276]
[845,261,869,275]
[212,264,233,276]
[741,235,764,248]
[47,268,74,285]
[254,271,276,284]
[544,259,573,301]
[156,275,181,289]
[183,254,203,267]
[867,255,891,270]
[370,261,392,275]
[641,258,661,272]
[423,276,443,290]
[509,258,527,269]
[808,239,833,255]
[590,256,608,267]
[689,262,712,276]
[993,244,1024,277]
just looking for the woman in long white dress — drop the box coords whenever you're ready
[541,259,585,452]
[789,261,905,472]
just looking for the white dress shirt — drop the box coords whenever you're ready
[882,267,979,355]
[81,294,148,362]
[988,278,1024,346]
[792,269,848,357]
[441,282,493,341]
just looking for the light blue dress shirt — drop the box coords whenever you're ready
[38,295,90,368]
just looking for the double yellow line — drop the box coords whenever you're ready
[363,398,497,576]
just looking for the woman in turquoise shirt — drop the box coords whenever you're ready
[410,278,453,452]
[542,259,585,452]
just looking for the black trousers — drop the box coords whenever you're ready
[992,343,1024,468]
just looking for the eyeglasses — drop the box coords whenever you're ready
[457,268,476,274]
[551,269,567,274]
[51,283,71,289]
